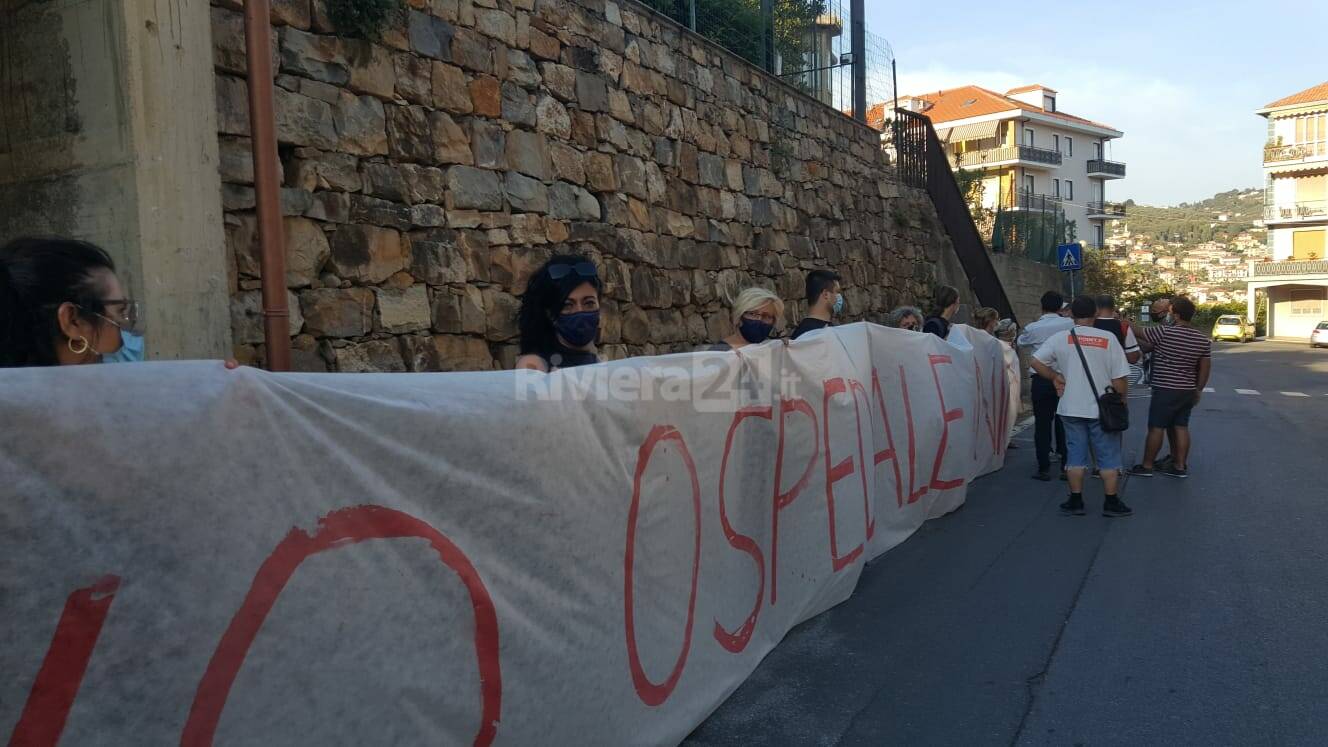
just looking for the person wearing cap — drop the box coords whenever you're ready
[1017,290,1074,480]
[515,254,604,372]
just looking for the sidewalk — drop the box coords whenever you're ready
[687,419,1133,745]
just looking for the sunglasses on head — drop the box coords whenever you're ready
[547,262,598,281]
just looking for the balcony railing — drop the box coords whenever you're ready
[1086,159,1126,177]
[1252,259,1328,276]
[1001,190,1063,211]
[1264,199,1328,222]
[956,144,1062,168]
[1087,200,1127,217]
[1264,142,1328,164]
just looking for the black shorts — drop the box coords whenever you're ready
[1149,387,1198,429]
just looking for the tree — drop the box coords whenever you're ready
[1079,249,1175,313]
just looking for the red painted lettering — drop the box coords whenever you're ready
[899,365,929,504]
[771,397,818,605]
[714,407,770,653]
[12,575,121,747]
[927,354,966,491]
[182,506,502,747]
[623,425,701,707]
[821,378,866,572]
[869,367,905,509]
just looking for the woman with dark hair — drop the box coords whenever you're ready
[0,237,141,367]
[922,284,960,340]
[515,254,604,372]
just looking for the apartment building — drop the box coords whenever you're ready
[1248,80,1328,339]
[899,84,1125,249]
[1259,81,1328,260]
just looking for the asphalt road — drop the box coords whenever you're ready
[688,341,1328,746]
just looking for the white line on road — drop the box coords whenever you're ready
[1281,391,1310,397]
[1235,389,1261,395]
[1203,387,1215,393]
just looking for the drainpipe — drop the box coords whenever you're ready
[243,0,291,371]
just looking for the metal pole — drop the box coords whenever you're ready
[761,0,774,73]
[243,0,291,371]
[689,0,696,30]
[850,0,865,122]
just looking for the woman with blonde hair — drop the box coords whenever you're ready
[712,287,784,350]
[972,307,1000,335]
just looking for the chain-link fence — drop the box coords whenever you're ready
[637,0,893,121]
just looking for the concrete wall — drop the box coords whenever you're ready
[0,0,231,359]
[1268,283,1328,340]
[990,252,1064,326]
[211,0,965,371]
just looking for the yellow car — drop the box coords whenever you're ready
[1212,315,1254,343]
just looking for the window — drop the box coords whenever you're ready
[1024,128,1034,146]
[1053,134,1060,153]
[1052,178,1061,197]
[1094,142,1103,159]
[1066,180,1074,200]
[1094,225,1104,248]
[1024,174,1035,194]
[1066,137,1073,157]
[1047,96,1057,112]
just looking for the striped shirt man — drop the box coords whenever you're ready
[1142,324,1211,389]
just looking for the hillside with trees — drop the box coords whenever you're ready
[1117,188,1263,244]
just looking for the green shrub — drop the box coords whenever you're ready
[324,0,401,40]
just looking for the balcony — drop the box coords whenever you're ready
[1001,190,1063,212]
[955,144,1062,170]
[1263,199,1328,225]
[1087,200,1127,219]
[1251,259,1328,278]
[1264,141,1328,166]
[1086,159,1126,179]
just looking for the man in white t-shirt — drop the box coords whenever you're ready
[1031,295,1132,517]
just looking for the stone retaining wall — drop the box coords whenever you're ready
[212,0,958,371]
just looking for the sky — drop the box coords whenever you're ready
[863,0,1328,207]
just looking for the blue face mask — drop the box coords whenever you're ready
[832,293,845,315]
[555,310,600,347]
[102,330,145,363]
[738,317,774,344]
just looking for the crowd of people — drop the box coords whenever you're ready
[1018,288,1212,518]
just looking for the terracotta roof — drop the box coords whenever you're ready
[902,85,1119,133]
[1006,84,1057,95]
[1263,81,1328,110]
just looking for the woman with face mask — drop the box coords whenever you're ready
[515,254,604,372]
[712,287,784,351]
[0,237,144,367]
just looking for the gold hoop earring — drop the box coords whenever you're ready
[68,336,90,355]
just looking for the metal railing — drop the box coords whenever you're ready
[1001,190,1062,211]
[1252,259,1328,276]
[955,144,1062,168]
[1087,200,1127,217]
[1086,159,1126,176]
[1264,199,1328,222]
[1264,142,1328,163]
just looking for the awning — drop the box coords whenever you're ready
[938,120,1000,143]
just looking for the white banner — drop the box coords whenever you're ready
[1,322,1015,746]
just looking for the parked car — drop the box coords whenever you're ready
[1212,315,1254,343]
[1312,321,1328,348]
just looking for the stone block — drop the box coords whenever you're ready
[393,52,432,105]
[451,27,494,74]
[411,230,469,284]
[274,87,338,149]
[474,8,516,45]
[608,88,633,123]
[507,49,541,88]
[399,164,446,203]
[504,172,550,213]
[408,10,454,60]
[469,76,502,117]
[329,225,406,283]
[335,339,407,372]
[615,154,648,199]
[508,213,548,244]
[362,162,409,202]
[549,142,585,184]
[430,110,474,165]
[333,92,388,156]
[431,62,473,114]
[231,290,304,345]
[535,95,571,139]
[541,62,576,101]
[548,182,600,220]
[505,129,551,180]
[433,335,494,371]
[697,152,726,188]
[349,194,412,229]
[307,191,351,223]
[501,82,537,127]
[280,27,349,85]
[575,71,608,112]
[344,40,396,99]
[585,152,617,191]
[411,204,447,227]
[528,27,560,61]
[481,288,521,340]
[300,287,375,337]
[386,105,432,162]
[374,285,431,333]
[446,166,505,211]
[216,75,251,136]
[469,119,506,168]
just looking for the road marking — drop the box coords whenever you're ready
[1281,391,1310,397]
[1235,389,1260,395]
[1203,387,1215,393]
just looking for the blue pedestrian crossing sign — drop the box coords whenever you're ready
[1057,243,1082,272]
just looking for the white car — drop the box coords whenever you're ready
[1312,321,1328,348]
[1212,315,1254,343]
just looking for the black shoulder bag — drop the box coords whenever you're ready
[1070,329,1130,432]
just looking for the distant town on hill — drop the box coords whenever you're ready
[1116,188,1264,244]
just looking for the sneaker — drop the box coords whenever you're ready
[1159,465,1189,479]
[1156,454,1175,470]
[1126,464,1154,477]
[1060,498,1086,516]
[1032,469,1051,482]
[1103,498,1134,517]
